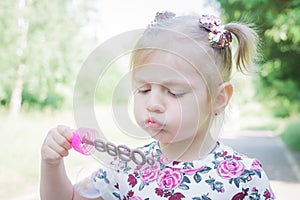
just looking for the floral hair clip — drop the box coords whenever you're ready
[149,10,176,27]
[199,14,232,49]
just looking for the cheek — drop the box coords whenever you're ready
[133,97,144,121]
[169,98,200,128]
[176,95,209,127]
[179,96,201,117]
[180,106,200,129]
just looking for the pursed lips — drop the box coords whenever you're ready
[144,117,164,130]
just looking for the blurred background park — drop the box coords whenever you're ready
[0,0,299,199]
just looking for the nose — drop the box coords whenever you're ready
[146,89,165,113]
[147,103,165,113]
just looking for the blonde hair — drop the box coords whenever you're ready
[131,14,259,85]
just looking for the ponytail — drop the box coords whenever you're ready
[225,23,259,73]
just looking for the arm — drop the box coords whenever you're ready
[40,159,74,199]
[40,125,103,200]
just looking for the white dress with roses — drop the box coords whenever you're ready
[75,141,275,200]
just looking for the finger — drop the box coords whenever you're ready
[57,125,73,142]
[48,136,70,157]
[45,130,70,153]
[50,132,72,151]
[45,128,71,149]
[41,146,63,164]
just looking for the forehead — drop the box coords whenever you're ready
[133,51,204,82]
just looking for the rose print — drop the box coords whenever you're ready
[126,190,143,200]
[127,190,134,197]
[263,189,272,199]
[232,188,249,200]
[220,151,228,157]
[160,153,172,164]
[155,188,164,197]
[130,196,143,200]
[139,161,160,183]
[169,192,185,200]
[251,159,262,172]
[172,161,180,166]
[157,168,183,191]
[251,187,258,193]
[128,174,137,187]
[233,154,242,160]
[217,159,245,179]
[180,166,207,175]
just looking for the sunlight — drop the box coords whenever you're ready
[92,0,220,42]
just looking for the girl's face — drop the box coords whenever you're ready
[133,52,214,146]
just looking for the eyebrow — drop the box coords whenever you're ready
[162,80,190,87]
[134,78,191,88]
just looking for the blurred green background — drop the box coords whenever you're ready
[0,0,299,199]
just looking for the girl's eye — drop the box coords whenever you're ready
[137,88,150,94]
[168,91,185,97]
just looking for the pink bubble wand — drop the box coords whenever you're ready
[71,127,155,166]
[71,128,98,156]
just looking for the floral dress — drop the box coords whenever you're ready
[75,141,275,200]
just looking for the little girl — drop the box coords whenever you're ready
[40,11,275,199]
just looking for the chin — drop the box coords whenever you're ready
[152,135,177,144]
[150,131,168,143]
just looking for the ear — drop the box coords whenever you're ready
[213,82,233,114]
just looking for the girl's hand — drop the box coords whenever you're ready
[41,125,73,166]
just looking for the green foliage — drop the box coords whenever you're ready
[217,0,300,117]
[280,117,300,151]
[0,0,94,110]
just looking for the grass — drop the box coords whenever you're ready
[280,117,300,152]
[0,109,74,199]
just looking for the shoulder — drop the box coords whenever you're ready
[214,142,267,181]
[213,142,275,199]
[215,142,257,166]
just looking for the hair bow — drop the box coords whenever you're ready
[199,14,232,49]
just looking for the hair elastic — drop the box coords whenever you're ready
[198,14,232,49]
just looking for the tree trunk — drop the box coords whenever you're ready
[9,0,29,117]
